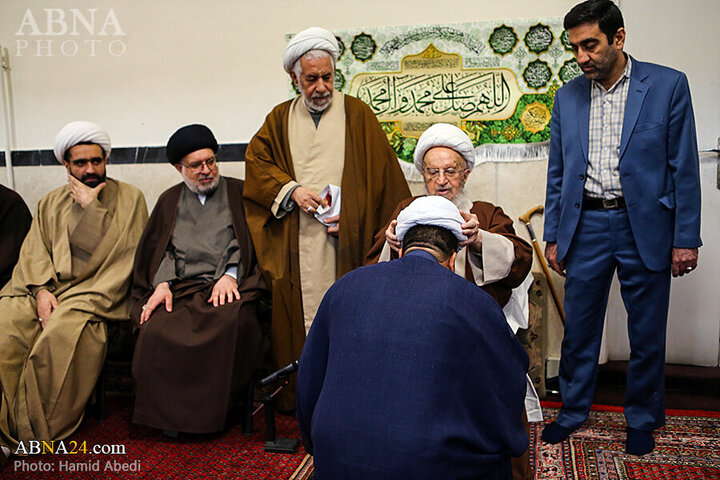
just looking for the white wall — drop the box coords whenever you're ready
[601,0,720,366]
[1,0,718,365]
[0,0,575,150]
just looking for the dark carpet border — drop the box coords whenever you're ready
[541,400,720,417]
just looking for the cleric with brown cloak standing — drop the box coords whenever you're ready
[131,124,267,435]
[243,27,411,408]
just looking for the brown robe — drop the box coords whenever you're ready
[0,184,32,289]
[243,95,411,408]
[366,196,533,307]
[131,177,267,433]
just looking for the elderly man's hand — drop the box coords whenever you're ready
[459,211,482,250]
[292,186,324,215]
[140,281,173,325]
[67,174,105,209]
[545,242,566,277]
[385,219,401,253]
[36,288,58,330]
[324,215,340,237]
[208,274,241,307]
[672,247,698,277]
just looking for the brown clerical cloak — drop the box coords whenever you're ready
[0,184,32,289]
[244,94,411,408]
[366,197,533,308]
[131,177,267,433]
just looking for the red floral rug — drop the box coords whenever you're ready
[533,404,720,479]
[2,397,307,479]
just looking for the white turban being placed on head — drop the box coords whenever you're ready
[395,196,468,249]
[413,123,476,173]
[282,27,339,73]
[53,121,111,164]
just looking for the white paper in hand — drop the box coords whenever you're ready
[314,184,341,226]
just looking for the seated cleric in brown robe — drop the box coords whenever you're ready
[130,124,267,436]
[366,123,532,310]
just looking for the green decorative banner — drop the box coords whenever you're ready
[287,19,581,175]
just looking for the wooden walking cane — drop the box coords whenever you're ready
[519,206,566,325]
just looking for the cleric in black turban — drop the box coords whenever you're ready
[166,124,218,165]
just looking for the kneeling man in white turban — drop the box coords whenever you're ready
[298,196,529,480]
[0,121,147,463]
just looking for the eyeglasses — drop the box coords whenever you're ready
[183,156,217,172]
[423,167,467,180]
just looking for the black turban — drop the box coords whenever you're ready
[166,124,218,165]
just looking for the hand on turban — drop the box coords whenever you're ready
[166,124,218,165]
[413,123,476,173]
[53,121,111,164]
[395,196,468,250]
[283,27,339,73]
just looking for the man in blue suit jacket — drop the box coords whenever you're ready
[297,196,529,480]
[542,0,701,455]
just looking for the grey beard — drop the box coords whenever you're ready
[303,94,332,113]
[182,171,220,196]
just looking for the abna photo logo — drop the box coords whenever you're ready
[14,8,127,57]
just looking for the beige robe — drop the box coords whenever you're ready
[0,179,147,449]
[243,92,412,410]
[281,92,346,333]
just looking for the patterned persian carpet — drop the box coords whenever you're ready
[533,404,720,479]
[291,405,720,480]
[3,400,718,479]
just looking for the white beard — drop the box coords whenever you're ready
[450,190,473,212]
[426,187,473,212]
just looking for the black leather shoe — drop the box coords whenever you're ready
[541,421,577,444]
[626,428,655,455]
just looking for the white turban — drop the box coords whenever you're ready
[413,123,476,173]
[395,196,468,250]
[53,121,111,164]
[283,27,339,73]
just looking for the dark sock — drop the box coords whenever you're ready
[626,427,655,455]
[541,422,576,444]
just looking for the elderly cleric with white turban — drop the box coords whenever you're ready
[369,121,534,314]
[380,123,482,255]
[283,26,339,113]
[243,24,413,411]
